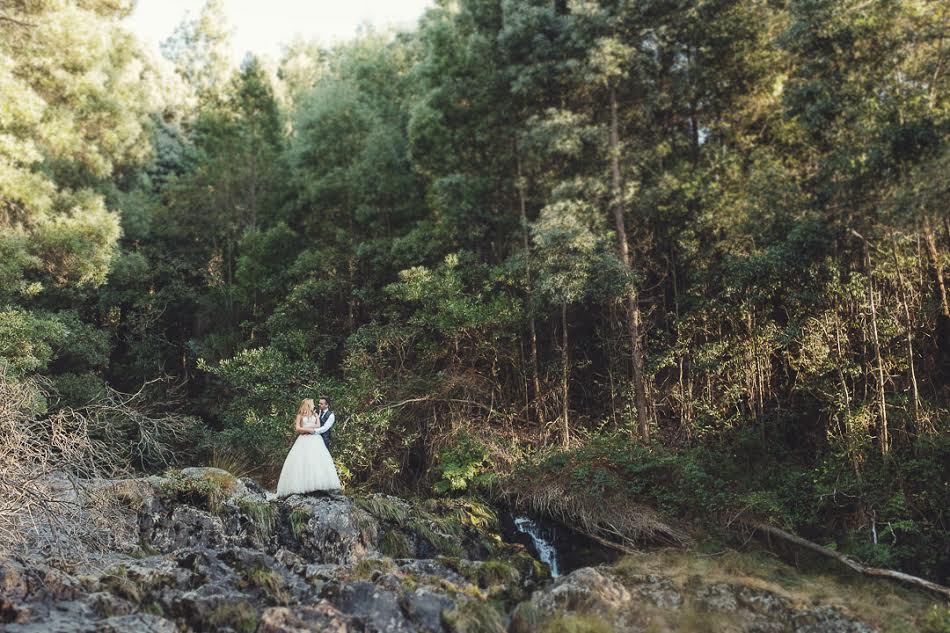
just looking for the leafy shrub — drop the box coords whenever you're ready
[433,433,493,495]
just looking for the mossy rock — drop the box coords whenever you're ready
[242,566,289,605]
[437,557,520,592]
[538,614,614,633]
[99,565,141,604]
[351,557,398,581]
[509,601,543,633]
[237,497,278,537]
[288,507,312,540]
[207,601,258,633]
[380,528,414,558]
[354,494,412,525]
[179,467,241,493]
[441,599,506,633]
[157,469,238,514]
[509,549,551,583]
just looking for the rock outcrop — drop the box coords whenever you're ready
[1,468,883,632]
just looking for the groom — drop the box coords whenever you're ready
[315,396,335,452]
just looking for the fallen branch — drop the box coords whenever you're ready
[742,519,950,600]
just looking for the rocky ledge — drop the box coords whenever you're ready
[0,468,882,632]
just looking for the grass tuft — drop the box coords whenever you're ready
[539,614,614,633]
[351,557,397,580]
[237,497,277,537]
[355,494,411,525]
[207,601,258,633]
[441,599,506,633]
[245,566,288,604]
[379,529,414,558]
[289,507,311,540]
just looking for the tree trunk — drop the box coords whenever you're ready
[740,520,950,600]
[561,302,569,449]
[516,142,545,428]
[853,230,889,456]
[923,215,949,317]
[890,232,920,427]
[609,86,650,441]
[833,313,862,481]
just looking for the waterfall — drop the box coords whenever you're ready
[513,516,560,578]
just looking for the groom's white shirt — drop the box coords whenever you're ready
[316,410,335,434]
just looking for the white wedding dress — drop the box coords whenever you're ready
[276,414,341,497]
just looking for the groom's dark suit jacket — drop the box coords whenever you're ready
[318,409,333,451]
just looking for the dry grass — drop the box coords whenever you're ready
[208,446,270,483]
[612,547,944,633]
[499,477,690,552]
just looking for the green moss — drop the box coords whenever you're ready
[438,557,520,591]
[289,507,311,540]
[539,614,614,633]
[129,538,160,559]
[509,549,550,582]
[441,599,506,633]
[351,557,397,580]
[158,473,230,514]
[379,528,414,558]
[207,601,258,633]
[100,565,141,604]
[238,497,277,536]
[244,566,288,604]
[476,560,520,588]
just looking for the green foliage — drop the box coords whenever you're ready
[5,0,950,587]
[433,433,494,495]
[198,346,337,462]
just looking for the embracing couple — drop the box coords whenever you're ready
[275,397,342,497]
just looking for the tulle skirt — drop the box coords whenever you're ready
[276,432,341,497]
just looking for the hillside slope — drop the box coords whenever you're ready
[0,468,942,633]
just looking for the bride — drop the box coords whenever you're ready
[276,398,341,497]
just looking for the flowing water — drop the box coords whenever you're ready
[501,511,618,579]
[512,515,560,577]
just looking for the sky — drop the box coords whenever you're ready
[125,0,434,64]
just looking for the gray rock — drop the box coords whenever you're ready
[148,505,229,551]
[622,572,683,609]
[401,586,453,633]
[532,566,632,614]
[279,495,378,564]
[96,613,178,633]
[322,580,416,633]
[793,605,878,633]
[258,601,355,633]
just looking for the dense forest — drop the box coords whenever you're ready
[2,0,949,586]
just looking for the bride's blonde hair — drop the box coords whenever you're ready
[297,398,315,416]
